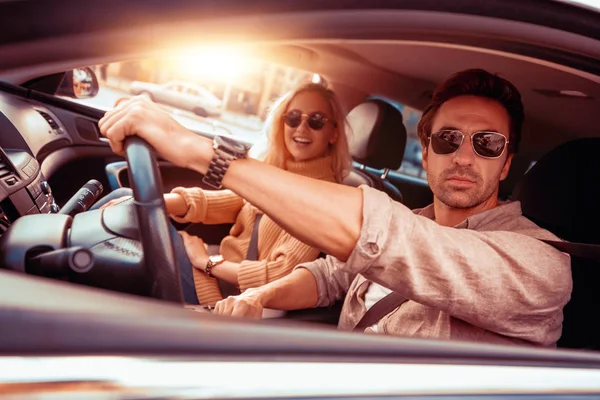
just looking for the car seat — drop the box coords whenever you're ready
[344,99,407,202]
[513,138,600,349]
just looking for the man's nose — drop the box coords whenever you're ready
[452,136,476,166]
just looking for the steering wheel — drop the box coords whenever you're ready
[124,137,183,303]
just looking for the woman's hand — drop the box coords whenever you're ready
[178,231,210,271]
[164,193,188,217]
[99,196,132,210]
[99,193,187,216]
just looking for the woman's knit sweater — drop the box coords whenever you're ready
[170,156,336,305]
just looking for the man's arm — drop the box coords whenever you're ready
[213,255,356,318]
[98,97,363,261]
[213,268,319,318]
[220,158,363,261]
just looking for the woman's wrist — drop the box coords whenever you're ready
[194,257,210,273]
[164,193,188,217]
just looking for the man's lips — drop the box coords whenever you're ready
[446,175,476,183]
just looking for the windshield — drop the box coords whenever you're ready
[560,0,600,11]
[71,47,320,143]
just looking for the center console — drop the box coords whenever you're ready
[0,148,58,231]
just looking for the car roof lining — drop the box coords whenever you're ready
[0,7,598,163]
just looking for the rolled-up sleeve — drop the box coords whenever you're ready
[341,186,398,275]
[295,256,356,308]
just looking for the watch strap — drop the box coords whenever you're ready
[202,136,249,189]
[201,146,236,189]
[204,260,215,278]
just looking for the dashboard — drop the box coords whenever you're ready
[0,86,104,234]
[0,80,225,246]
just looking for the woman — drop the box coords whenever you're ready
[97,82,351,305]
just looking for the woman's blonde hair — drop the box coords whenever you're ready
[262,83,352,183]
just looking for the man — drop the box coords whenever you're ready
[99,69,571,347]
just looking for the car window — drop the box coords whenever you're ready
[197,86,221,102]
[186,87,199,96]
[67,48,318,143]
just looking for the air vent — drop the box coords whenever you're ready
[0,153,15,179]
[36,110,62,134]
[0,205,9,235]
[75,117,101,142]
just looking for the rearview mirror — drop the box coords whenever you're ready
[56,67,99,99]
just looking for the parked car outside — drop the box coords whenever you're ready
[129,80,222,117]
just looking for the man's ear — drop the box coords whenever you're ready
[421,145,428,171]
[500,153,514,181]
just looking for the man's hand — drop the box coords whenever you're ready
[214,289,265,319]
[98,96,210,171]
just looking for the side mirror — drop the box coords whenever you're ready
[56,67,100,99]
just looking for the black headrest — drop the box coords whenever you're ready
[346,99,407,170]
[513,138,600,244]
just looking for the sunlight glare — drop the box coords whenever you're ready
[170,46,253,82]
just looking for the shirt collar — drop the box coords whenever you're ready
[414,201,523,229]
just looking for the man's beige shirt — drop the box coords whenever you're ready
[297,186,572,347]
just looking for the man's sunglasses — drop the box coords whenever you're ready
[429,130,509,159]
[283,109,334,131]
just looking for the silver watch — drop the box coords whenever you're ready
[201,135,250,189]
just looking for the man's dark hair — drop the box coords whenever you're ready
[417,69,524,154]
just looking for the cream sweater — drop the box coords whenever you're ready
[171,156,337,305]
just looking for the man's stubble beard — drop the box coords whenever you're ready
[428,165,501,209]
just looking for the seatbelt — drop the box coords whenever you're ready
[217,213,263,297]
[542,240,600,260]
[353,238,600,332]
[246,213,263,261]
[353,291,407,331]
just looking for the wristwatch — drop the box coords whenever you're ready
[204,254,225,278]
[202,135,251,189]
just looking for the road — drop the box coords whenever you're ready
[75,86,264,143]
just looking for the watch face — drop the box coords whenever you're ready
[217,135,250,153]
[209,254,224,264]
